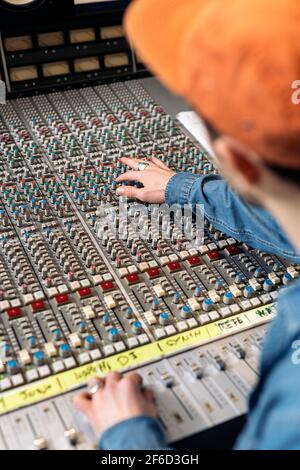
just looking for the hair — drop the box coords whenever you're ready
[267,163,300,186]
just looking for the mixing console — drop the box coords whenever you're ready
[0,78,298,449]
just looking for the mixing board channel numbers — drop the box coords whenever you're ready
[0,78,299,449]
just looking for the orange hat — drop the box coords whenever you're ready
[124,0,300,169]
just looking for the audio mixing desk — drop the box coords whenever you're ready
[0,76,297,450]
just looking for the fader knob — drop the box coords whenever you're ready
[202,298,213,312]
[223,292,234,305]
[282,273,293,285]
[243,285,254,298]
[124,307,133,319]
[159,312,170,326]
[173,292,181,304]
[33,351,45,366]
[33,436,48,450]
[194,286,202,298]
[64,428,78,446]
[132,321,143,334]
[102,314,110,326]
[59,343,71,358]
[263,279,274,292]
[180,305,191,319]
[78,321,87,333]
[151,297,159,311]
[108,328,120,342]
[84,335,95,350]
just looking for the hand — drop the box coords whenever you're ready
[73,372,158,437]
[115,156,175,203]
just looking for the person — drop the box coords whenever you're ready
[74,0,300,450]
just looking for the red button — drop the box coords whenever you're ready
[78,287,92,298]
[100,281,114,292]
[55,293,69,305]
[206,250,222,261]
[187,256,201,266]
[7,307,21,319]
[167,261,182,272]
[225,245,241,255]
[31,300,45,312]
[125,273,140,285]
[146,268,161,279]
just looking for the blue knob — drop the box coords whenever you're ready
[84,335,95,350]
[282,273,292,285]
[108,328,120,342]
[125,307,133,319]
[181,305,191,318]
[202,298,213,311]
[159,312,170,325]
[243,285,254,298]
[52,328,62,341]
[28,335,37,348]
[33,351,45,365]
[7,360,18,374]
[132,321,142,334]
[78,321,87,333]
[194,286,202,297]
[263,279,274,292]
[223,292,234,305]
[59,343,71,357]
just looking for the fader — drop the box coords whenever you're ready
[0,78,298,449]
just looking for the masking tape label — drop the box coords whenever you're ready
[0,303,275,415]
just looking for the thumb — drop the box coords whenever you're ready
[116,185,145,200]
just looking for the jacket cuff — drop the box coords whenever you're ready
[98,416,167,450]
[165,172,201,206]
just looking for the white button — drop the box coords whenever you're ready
[90,349,102,360]
[114,341,126,352]
[78,352,90,364]
[52,361,65,373]
[103,345,115,356]
[64,357,76,369]
[127,337,139,348]
[165,325,176,335]
[177,321,188,331]
[154,328,166,339]
[25,369,39,382]
[38,365,50,377]
[138,334,149,344]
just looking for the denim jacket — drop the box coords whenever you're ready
[99,173,300,450]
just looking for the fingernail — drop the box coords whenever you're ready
[116,187,125,195]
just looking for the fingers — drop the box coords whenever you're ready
[116,185,145,199]
[115,170,145,183]
[144,388,155,403]
[87,376,105,394]
[150,156,169,170]
[73,391,93,415]
[119,156,150,170]
[105,371,122,387]
[124,372,143,388]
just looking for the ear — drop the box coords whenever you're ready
[214,137,261,186]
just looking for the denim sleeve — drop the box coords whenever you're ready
[98,416,173,450]
[234,346,300,450]
[234,280,300,449]
[165,172,300,262]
